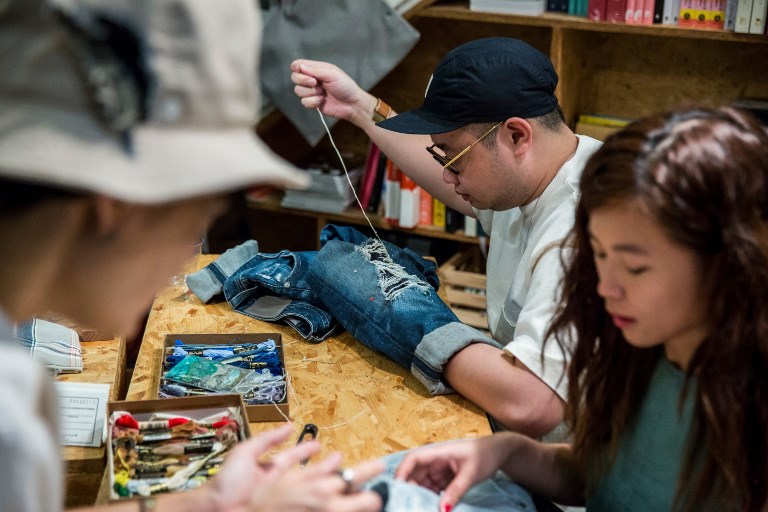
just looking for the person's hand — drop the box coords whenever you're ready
[209,423,385,512]
[395,436,514,512]
[290,59,376,127]
[247,453,385,512]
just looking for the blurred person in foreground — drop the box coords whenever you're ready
[0,0,382,511]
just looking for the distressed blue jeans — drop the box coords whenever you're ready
[187,240,338,342]
[309,226,499,395]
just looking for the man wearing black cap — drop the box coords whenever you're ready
[292,38,602,439]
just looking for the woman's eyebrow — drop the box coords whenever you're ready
[611,243,649,255]
[588,234,649,255]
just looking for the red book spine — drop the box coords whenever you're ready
[359,142,381,211]
[605,0,628,22]
[383,160,401,226]
[588,0,607,19]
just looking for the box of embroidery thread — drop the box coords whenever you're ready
[107,394,250,501]
[158,333,289,422]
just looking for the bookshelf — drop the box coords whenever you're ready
[385,1,768,131]
[250,0,767,252]
[247,193,480,250]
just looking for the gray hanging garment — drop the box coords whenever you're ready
[260,0,420,146]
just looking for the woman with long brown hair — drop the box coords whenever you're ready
[394,106,768,512]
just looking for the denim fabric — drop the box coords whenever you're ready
[366,448,536,512]
[187,240,338,342]
[224,249,338,342]
[187,240,260,303]
[320,224,441,290]
[309,225,499,395]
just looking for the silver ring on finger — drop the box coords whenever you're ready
[337,468,355,494]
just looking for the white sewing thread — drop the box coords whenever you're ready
[355,239,431,301]
[316,108,431,301]
[315,108,387,249]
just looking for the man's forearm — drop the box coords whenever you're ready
[443,342,564,437]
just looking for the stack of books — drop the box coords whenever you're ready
[280,167,354,214]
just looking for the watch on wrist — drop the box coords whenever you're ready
[372,98,392,123]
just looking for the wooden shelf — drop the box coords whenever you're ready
[247,194,481,246]
[362,0,768,130]
[421,2,768,43]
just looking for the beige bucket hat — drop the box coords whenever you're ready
[0,0,308,203]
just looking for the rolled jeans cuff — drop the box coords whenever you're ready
[412,322,501,396]
[187,240,260,303]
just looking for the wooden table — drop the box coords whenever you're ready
[58,337,125,507]
[125,255,491,466]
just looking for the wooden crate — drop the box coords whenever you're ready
[439,248,489,332]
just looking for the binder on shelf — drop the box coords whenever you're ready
[733,0,754,32]
[568,0,589,18]
[652,0,665,22]
[663,0,681,23]
[693,0,709,28]
[419,188,433,227]
[678,0,697,26]
[724,0,739,28]
[383,160,401,226]
[749,0,767,33]
[547,0,570,12]
[588,0,607,20]
[399,174,421,229]
[709,0,725,27]
[640,0,654,22]
[464,216,479,237]
[366,153,388,214]
[445,207,464,234]
[625,0,636,22]
[432,198,446,229]
[605,0,628,22]
[359,142,382,211]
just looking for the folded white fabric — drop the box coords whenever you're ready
[14,318,83,373]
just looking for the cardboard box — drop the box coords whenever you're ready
[439,248,489,332]
[160,333,289,422]
[107,394,251,502]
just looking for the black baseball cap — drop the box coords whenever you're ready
[378,37,559,135]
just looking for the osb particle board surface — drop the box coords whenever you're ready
[126,255,491,465]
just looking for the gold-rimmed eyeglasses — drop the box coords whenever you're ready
[426,121,502,175]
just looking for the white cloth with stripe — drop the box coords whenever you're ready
[15,318,83,373]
